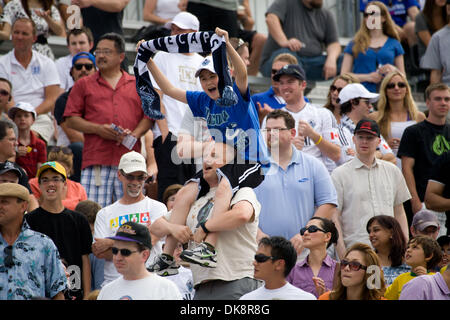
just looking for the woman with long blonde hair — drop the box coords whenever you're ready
[319,243,386,300]
[341,1,405,93]
[369,71,426,168]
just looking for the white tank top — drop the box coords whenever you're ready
[391,120,416,168]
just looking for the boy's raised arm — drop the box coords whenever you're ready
[216,27,248,96]
[146,58,188,104]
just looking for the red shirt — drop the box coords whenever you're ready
[16,130,47,178]
[63,71,147,169]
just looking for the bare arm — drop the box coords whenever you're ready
[332,209,346,260]
[0,22,11,41]
[34,85,61,115]
[52,291,66,300]
[402,156,422,214]
[238,0,255,31]
[323,42,341,80]
[143,0,169,25]
[393,203,409,243]
[203,200,255,232]
[313,203,337,220]
[425,180,450,212]
[417,30,432,48]
[60,122,84,143]
[149,216,193,244]
[81,254,91,299]
[71,0,130,12]
[430,69,443,84]
[407,6,420,20]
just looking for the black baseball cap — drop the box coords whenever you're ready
[107,222,152,249]
[0,161,23,178]
[273,64,306,82]
[354,119,380,137]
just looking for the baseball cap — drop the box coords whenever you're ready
[272,64,306,82]
[338,83,379,104]
[354,119,380,137]
[118,151,147,174]
[0,161,22,179]
[412,209,439,231]
[0,182,29,202]
[164,11,200,31]
[195,56,216,78]
[36,161,67,180]
[72,51,96,67]
[107,222,152,249]
[8,102,36,120]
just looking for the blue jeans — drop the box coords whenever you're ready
[260,48,343,81]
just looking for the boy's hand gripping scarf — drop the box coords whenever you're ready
[134,31,238,120]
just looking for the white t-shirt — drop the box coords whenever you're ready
[240,282,316,300]
[262,103,341,171]
[0,49,60,109]
[154,0,181,20]
[55,54,74,91]
[165,265,195,300]
[94,197,167,286]
[150,51,204,139]
[97,273,182,300]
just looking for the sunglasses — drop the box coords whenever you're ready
[340,259,367,271]
[0,89,10,96]
[48,146,73,155]
[386,82,407,89]
[300,225,327,236]
[120,170,147,182]
[330,85,343,93]
[73,63,95,71]
[4,245,14,268]
[254,253,278,263]
[363,11,380,18]
[111,247,139,257]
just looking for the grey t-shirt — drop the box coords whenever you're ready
[261,0,339,64]
[414,12,430,61]
[420,25,450,85]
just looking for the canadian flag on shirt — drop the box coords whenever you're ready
[330,132,339,141]
[382,143,389,150]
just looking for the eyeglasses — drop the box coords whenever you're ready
[0,89,10,96]
[4,245,14,268]
[340,259,367,271]
[111,247,139,257]
[48,146,73,155]
[94,49,114,56]
[386,82,407,89]
[330,85,343,93]
[261,128,290,133]
[254,253,278,263]
[120,170,147,182]
[300,225,327,236]
[73,63,95,71]
[39,177,65,184]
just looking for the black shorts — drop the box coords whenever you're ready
[189,161,264,199]
[237,28,257,50]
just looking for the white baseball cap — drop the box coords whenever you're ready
[164,11,200,31]
[118,151,147,174]
[338,83,379,104]
[194,56,216,78]
[8,101,36,120]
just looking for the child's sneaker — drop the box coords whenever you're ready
[147,253,180,276]
[180,242,217,268]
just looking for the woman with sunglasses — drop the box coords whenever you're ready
[319,243,387,300]
[29,146,87,210]
[286,217,339,298]
[366,215,410,286]
[341,1,405,93]
[369,71,426,168]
